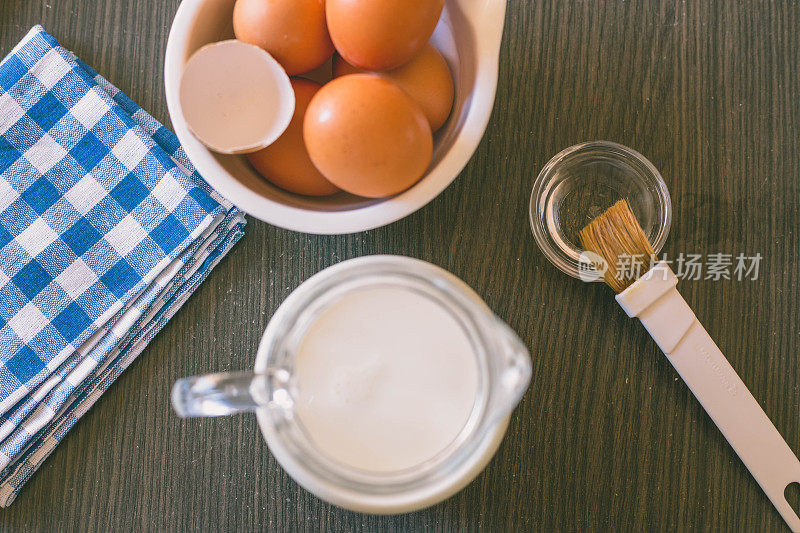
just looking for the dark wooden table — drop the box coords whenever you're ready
[1,0,799,531]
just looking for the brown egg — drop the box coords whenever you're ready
[326,0,445,71]
[303,74,433,198]
[233,0,334,75]
[247,79,339,197]
[333,44,454,132]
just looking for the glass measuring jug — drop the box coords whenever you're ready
[171,255,531,513]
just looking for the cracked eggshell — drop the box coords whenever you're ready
[179,39,295,155]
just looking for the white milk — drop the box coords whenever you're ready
[295,287,479,473]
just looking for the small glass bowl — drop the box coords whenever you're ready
[529,141,672,280]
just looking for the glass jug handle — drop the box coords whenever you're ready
[171,369,290,418]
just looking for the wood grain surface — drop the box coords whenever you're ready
[1,0,799,531]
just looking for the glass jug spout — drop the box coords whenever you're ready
[171,369,292,418]
[488,320,532,423]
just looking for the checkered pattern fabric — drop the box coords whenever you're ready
[0,26,245,506]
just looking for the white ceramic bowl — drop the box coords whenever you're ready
[165,0,506,234]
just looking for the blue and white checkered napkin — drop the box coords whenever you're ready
[0,26,245,505]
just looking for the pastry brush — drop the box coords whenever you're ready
[580,199,800,531]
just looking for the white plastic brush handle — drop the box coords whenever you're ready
[616,261,800,531]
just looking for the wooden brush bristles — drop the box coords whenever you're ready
[578,199,657,293]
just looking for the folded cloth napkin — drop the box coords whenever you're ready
[0,26,245,505]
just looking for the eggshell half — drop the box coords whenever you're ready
[179,39,295,154]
